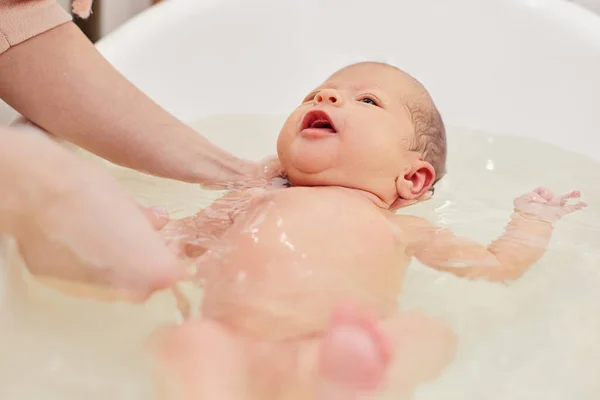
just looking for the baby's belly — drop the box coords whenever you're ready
[200,187,407,339]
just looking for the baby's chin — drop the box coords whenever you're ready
[285,168,330,187]
[278,147,337,183]
[283,165,346,188]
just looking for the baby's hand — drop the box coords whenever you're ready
[514,187,587,223]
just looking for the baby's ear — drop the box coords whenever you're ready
[395,160,435,202]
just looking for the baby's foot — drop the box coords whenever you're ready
[318,306,392,399]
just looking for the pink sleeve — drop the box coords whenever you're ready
[0,0,72,55]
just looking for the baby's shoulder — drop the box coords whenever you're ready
[390,213,437,233]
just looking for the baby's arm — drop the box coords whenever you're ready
[401,187,586,282]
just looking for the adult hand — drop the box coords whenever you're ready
[200,155,284,191]
[1,128,181,302]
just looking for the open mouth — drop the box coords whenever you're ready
[301,110,337,134]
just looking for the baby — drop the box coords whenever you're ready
[158,62,586,399]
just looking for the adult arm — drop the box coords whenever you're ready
[0,3,258,184]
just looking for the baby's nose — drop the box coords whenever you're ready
[315,88,343,106]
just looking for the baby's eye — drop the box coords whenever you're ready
[359,96,380,106]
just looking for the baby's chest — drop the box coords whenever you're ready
[199,189,406,337]
[218,189,403,274]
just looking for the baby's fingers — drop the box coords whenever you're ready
[524,192,546,204]
[533,187,554,201]
[559,190,581,206]
[562,201,587,215]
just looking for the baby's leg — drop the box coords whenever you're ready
[316,306,393,397]
[150,307,394,400]
[269,307,392,400]
[380,311,458,398]
[149,319,247,400]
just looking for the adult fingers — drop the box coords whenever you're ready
[142,206,170,230]
[47,170,183,301]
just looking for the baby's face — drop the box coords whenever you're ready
[277,63,427,207]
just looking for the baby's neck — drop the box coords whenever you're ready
[284,178,393,209]
[331,186,392,209]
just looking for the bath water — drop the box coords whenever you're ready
[0,114,597,400]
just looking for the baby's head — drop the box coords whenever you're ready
[277,62,446,210]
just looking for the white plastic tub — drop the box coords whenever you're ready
[2,0,600,399]
[95,0,600,161]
